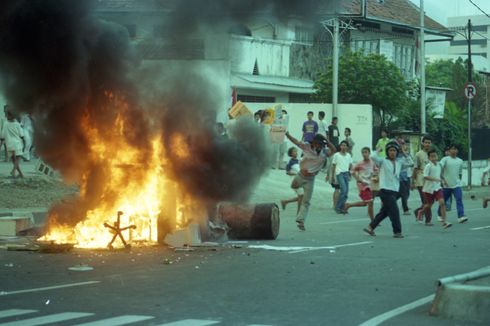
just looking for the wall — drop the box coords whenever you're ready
[244,102,373,162]
[230,35,291,77]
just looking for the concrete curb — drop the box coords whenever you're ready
[430,266,490,323]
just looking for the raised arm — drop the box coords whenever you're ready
[285,131,302,148]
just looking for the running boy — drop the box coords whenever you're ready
[416,149,452,228]
[344,147,378,221]
[281,147,303,213]
[439,144,467,223]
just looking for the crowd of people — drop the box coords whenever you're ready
[279,111,485,238]
[0,105,34,178]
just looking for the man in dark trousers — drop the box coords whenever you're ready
[328,116,340,149]
[363,142,412,238]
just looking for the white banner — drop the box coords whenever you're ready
[426,89,446,119]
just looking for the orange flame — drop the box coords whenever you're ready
[39,95,180,248]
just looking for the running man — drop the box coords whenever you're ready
[285,132,336,230]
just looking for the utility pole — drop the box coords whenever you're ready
[332,18,340,117]
[467,19,473,189]
[420,0,426,134]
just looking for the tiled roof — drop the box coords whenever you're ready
[343,0,447,32]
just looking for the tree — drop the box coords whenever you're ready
[426,58,487,127]
[314,51,409,128]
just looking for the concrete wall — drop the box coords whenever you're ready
[244,103,373,162]
[230,35,291,77]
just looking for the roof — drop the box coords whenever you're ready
[232,74,314,94]
[343,0,447,34]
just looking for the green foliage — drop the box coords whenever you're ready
[391,100,468,156]
[314,51,409,127]
[426,58,486,127]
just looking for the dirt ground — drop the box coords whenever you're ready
[0,175,78,209]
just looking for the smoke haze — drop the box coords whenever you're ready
[0,0,339,227]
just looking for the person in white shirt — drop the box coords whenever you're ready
[1,111,25,178]
[285,131,336,231]
[439,144,467,224]
[363,142,412,238]
[0,105,9,161]
[20,113,34,161]
[317,111,328,138]
[416,149,452,228]
[481,158,490,186]
[330,141,353,214]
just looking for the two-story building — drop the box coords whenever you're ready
[95,0,446,112]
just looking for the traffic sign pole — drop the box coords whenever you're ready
[468,98,472,189]
[464,82,476,189]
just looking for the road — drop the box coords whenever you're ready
[1,169,489,325]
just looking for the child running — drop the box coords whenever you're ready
[344,147,377,221]
[281,147,303,214]
[416,149,452,228]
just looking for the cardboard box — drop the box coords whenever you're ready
[229,101,252,119]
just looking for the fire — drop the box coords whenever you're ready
[40,95,177,249]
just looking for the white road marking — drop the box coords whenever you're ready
[0,310,37,319]
[156,320,220,326]
[0,312,94,326]
[358,294,434,326]
[470,225,490,230]
[249,241,372,254]
[0,281,100,296]
[74,315,155,326]
[319,218,367,225]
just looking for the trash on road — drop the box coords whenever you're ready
[68,264,94,271]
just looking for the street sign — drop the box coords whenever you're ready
[464,82,477,100]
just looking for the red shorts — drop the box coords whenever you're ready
[422,189,443,204]
[359,188,373,202]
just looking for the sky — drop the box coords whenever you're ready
[409,0,490,25]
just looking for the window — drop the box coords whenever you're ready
[237,95,275,103]
[295,26,313,44]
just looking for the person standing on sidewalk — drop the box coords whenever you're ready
[375,129,390,158]
[301,111,318,144]
[438,144,468,224]
[363,142,412,238]
[416,149,452,229]
[412,135,432,223]
[285,131,336,231]
[398,139,413,215]
[328,117,340,149]
[331,141,353,214]
[1,111,25,178]
[344,147,378,221]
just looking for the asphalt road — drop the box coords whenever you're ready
[1,170,490,326]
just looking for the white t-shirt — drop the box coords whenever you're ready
[440,156,463,188]
[318,120,328,136]
[332,152,353,175]
[422,162,442,193]
[2,120,24,154]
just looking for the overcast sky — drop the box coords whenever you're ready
[409,0,490,25]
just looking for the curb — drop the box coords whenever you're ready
[430,266,490,323]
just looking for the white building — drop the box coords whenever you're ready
[448,15,490,60]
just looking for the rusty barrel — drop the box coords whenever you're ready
[218,203,280,240]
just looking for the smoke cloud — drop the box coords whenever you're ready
[0,0,338,227]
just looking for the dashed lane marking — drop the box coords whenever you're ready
[74,315,155,325]
[0,312,94,326]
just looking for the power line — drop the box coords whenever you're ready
[468,0,490,21]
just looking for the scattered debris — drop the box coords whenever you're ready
[174,247,195,252]
[45,299,50,305]
[4,263,14,268]
[68,264,93,271]
[36,241,74,253]
[164,223,202,248]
